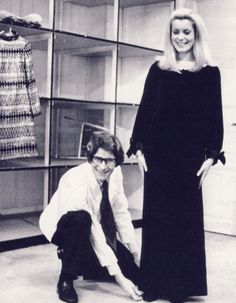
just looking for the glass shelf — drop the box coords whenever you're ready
[55,0,115,40]
[0,167,47,242]
[50,100,114,163]
[119,0,174,49]
[0,168,45,215]
[53,33,116,101]
[117,44,161,104]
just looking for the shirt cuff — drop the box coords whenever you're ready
[125,242,139,255]
[106,263,122,276]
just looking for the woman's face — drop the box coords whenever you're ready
[171,18,195,58]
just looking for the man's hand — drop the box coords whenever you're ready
[115,273,143,301]
[196,158,214,188]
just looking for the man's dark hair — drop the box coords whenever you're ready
[86,131,124,166]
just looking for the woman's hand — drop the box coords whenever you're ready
[196,158,214,188]
[114,272,143,301]
[136,150,148,175]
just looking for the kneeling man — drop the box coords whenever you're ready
[39,131,142,303]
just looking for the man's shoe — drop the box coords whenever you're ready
[57,279,78,303]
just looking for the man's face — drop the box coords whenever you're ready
[91,147,116,184]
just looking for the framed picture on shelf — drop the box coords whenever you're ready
[78,122,108,158]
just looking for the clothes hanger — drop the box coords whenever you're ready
[0,25,18,40]
[5,25,13,36]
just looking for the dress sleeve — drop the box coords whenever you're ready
[205,67,225,165]
[24,41,41,117]
[127,63,158,157]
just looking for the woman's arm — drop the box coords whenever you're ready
[127,63,158,157]
[197,67,225,187]
[205,66,224,164]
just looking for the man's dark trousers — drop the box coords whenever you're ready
[51,210,140,284]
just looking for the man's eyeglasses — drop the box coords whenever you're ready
[92,156,116,167]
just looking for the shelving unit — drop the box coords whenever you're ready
[1,0,236,248]
[0,0,175,246]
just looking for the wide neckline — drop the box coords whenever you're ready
[155,62,212,74]
[177,60,195,71]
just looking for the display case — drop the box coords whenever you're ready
[50,100,114,164]
[3,0,234,244]
[0,169,45,242]
[55,0,115,40]
[0,0,174,247]
[119,0,174,49]
[53,34,117,101]
[117,44,161,104]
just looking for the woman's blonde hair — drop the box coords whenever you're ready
[158,8,215,72]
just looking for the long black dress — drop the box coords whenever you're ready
[127,62,224,301]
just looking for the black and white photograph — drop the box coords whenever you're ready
[0,1,236,303]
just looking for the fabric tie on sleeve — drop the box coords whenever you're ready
[213,151,226,165]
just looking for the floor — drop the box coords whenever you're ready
[0,231,236,303]
[0,214,40,241]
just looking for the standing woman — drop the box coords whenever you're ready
[127,8,225,303]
